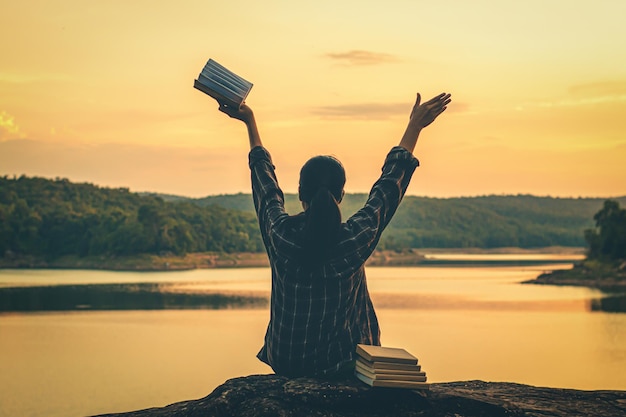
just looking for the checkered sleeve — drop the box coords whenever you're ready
[344,146,419,261]
[248,146,293,257]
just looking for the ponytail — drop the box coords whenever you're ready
[298,155,346,265]
[303,187,341,263]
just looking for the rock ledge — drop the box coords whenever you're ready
[95,374,626,417]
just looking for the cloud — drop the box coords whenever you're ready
[0,111,24,140]
[312,102,409,120]
[514,80,626,111]
[522,95,626,110]
[70,108,200,132]
[324,50,399,66]
[0,72,71,84]
[568,80,626,96]
[446,102,470,113]
[312,100,467,120]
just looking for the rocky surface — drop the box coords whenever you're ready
[94,374,626,417]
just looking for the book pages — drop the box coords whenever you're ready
[355,344,429,390]
[194,59,253,108]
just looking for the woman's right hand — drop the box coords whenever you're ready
[218,102,262,149]
[218,102,255,124]
[409,92,452,128]
[398,92,451,153]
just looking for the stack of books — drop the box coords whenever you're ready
[354,344,429,390]
[194,59,253,109]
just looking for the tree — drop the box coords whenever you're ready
[584,200,626,262]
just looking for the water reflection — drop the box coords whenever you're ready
[591,294,626,313]
[370,292,594,312]
[0,283,268,312]
[1,282,624,314]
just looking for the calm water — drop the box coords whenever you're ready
[1,256,625,417]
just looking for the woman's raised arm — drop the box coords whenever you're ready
[218,103,263,150]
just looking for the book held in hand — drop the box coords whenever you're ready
[194,59,253,108]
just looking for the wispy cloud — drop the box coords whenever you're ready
[312,100,467,120]
[446,102,470,113]
[519,95,626,110]
[70,109,200,131]
[0,111,24,140]
[312,102,409,120]
[0,72,71,84]
[516,80,626,111]
[324,50,399,66]
[568,80,626,96]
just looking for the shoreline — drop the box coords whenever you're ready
[523,262,626,292]
[6,247,623,294]
[0,247,585,272]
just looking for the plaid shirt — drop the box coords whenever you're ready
[249,145,419,377]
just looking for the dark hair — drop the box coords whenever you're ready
[299,155,346,264]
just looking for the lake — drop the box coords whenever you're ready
[1,254,625,417]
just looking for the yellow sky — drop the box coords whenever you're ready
[1,0,625,198]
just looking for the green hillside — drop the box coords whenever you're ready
[0,176,263,260]
[195,193,626,249]
[2,175,625,262]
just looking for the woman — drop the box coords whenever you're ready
[218,91,451,377]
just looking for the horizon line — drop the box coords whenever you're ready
[3,174,625,201]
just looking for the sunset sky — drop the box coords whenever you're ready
[1,0,625,198]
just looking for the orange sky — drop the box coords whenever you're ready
[1,1,625,198]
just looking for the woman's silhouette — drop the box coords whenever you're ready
[218,91,451,377]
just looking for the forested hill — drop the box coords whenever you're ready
[2,176,625,261]
[1,176,263,259]
[193,193,626,249]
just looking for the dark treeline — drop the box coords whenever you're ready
[584,200,626,262]
[0,176,263,259]
[3,175,626,260]
[195,193,626,250]
[528,199,626,291]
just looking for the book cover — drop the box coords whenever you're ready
[356,344,418,365]
[356,358,422,373]
[194,59,253,108]
[355,372,430,390]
